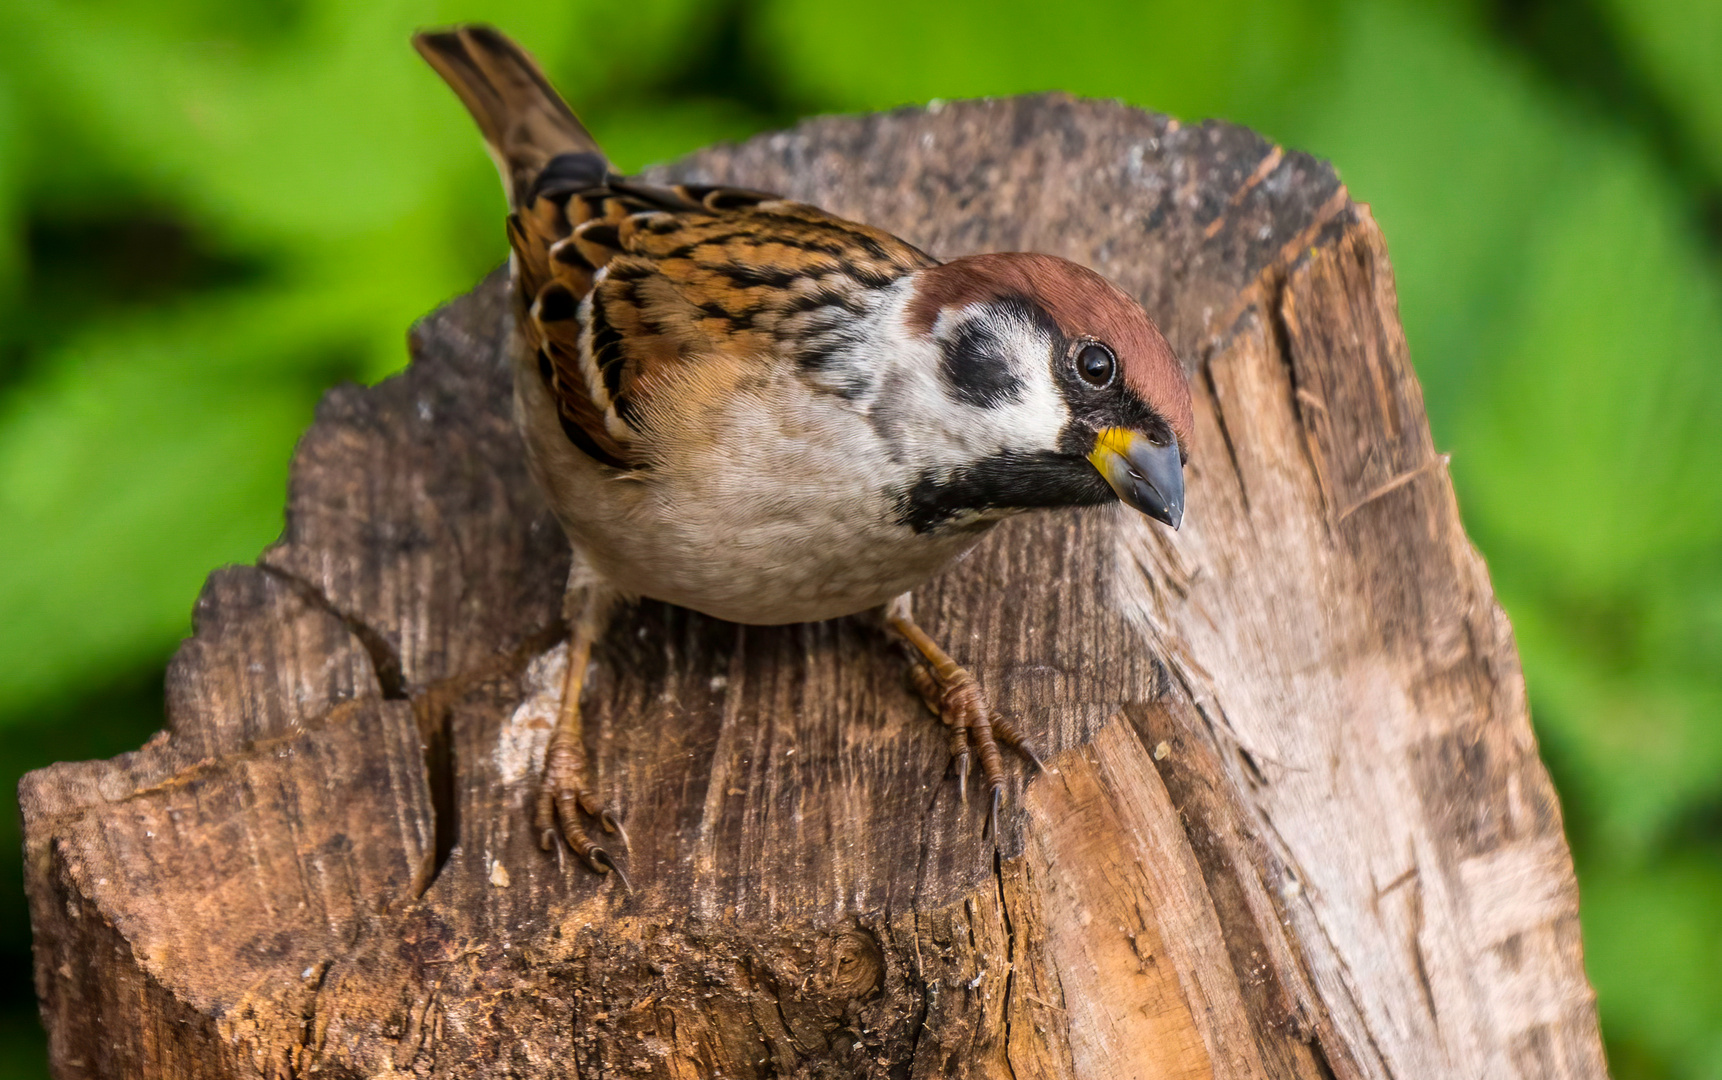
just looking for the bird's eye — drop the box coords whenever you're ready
[1076,342,1116,387]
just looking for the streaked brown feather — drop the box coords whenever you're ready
[546,201,934,458]
[419,25,936,469]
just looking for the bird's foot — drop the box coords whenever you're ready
[905,659,1044,840]
[534,726,630,887]
[532,581,629,886]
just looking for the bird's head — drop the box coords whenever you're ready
[899,252,1193,531]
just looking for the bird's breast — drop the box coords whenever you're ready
[515,350,991,624]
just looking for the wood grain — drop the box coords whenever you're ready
[21,95,1606,1079]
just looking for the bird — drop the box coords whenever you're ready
[414,26,1194,882]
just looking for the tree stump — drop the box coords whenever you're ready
[21,96,1609,1079]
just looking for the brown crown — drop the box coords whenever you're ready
[907,252,1193,449]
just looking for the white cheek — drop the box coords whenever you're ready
[979,320,1070,449]
[790,280,1074,472]
[870,299,1070,467]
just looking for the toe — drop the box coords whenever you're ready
[992,714,1045,772]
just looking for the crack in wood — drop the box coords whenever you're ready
[257,562,408,701]
[1203,357,1256,516]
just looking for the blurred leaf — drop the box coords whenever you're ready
[0,1011,50,1080]
[1516,593,1722,853]
[587,99,771,175]
[0,308,327,715]
[1459,147,1722,584]
[755,0,1338,127]
[1581,854,1722,1080]
[1599,0,1722,182]
[0,72,21,308]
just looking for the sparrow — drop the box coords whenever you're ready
[414,26,1193,881]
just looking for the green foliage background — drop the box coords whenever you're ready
[0,0,1718,1075]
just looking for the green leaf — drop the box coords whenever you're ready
[1599,0,1722,183]
[1515,593,1722,853]
[0,71,22,308]
[0,304,329,716]
[1581,855,1722,1080]
[755,0,1337,126]
[587,99,772,176]
[1457,148,1722,586]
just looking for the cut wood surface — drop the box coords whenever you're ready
[21,96,1608,1079]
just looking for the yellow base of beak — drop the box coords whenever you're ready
[1087,427,1185,529]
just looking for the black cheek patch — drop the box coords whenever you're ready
[939,320,1025,409]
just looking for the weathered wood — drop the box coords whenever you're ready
[22,95,1607,1079]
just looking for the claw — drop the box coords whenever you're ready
[889,608,1040,851]
[539,828,558,852]
[590,848,631,893]
[600,810,631,855]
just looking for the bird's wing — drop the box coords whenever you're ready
[417,25,936,470]
[530,190,939,467]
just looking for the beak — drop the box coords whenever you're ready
[1088,428,1184,529]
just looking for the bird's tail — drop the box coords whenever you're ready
[413,25,605,209]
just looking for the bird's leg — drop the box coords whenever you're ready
[886,596,1042,838]
[534,578,628,883]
